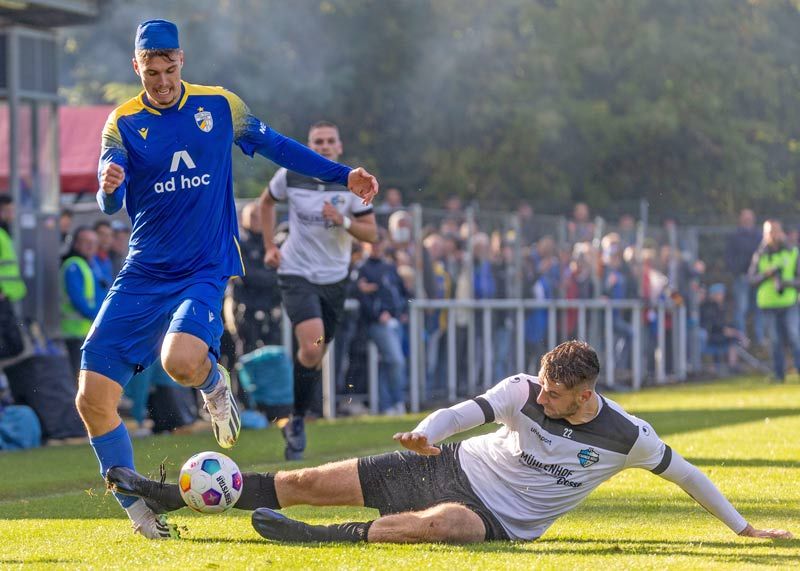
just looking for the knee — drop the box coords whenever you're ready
[75,388,114,427]
[420,507,483,543]
[297,344,324,368]
[162,351,206,385]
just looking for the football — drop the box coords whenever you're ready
[178,451,243,514]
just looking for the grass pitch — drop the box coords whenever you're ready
[1,376,799,570]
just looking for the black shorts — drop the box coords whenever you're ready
[278,275,347,343]
[357,443,510,541]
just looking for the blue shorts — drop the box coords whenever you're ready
[81,277,226,387]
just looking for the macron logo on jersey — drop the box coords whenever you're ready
[154,150,211,194]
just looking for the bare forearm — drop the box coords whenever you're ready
[260,193,276,248]
[348,218,378,243]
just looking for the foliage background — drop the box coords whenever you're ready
[60,0,800,221]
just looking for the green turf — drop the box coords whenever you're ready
[1,376,799,570]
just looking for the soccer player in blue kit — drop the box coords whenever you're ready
[78,19,378,539]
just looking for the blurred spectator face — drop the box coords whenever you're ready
[74,229,98,260]
[308,125,342,162]
[388,211,412,245]
[518,202,533,219]
[537,236,556,258]
[59,211,73,234]
[442,235,458,257]
[573,202,590,223]
[472,233,490,260]
[739,209,755,229]
[351,241,364,266]
[424,234,445,261]
[659,245,672,267]
[763,220,784,246]
[385,188,403,208]
[601,232,621,255]
[440,218,459,235]
[607,252,623,269]
[459,220,477,240]
[0,199,14,224]
[623,245,636,265]
[366,237,386,259]
[112,228,130,255]
[619,214,635,231]
[94,223,112,253]
[445,195,462,212]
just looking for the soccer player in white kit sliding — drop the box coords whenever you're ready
[107,341,792,543]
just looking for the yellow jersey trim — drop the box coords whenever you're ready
[179,81,249,137]
[103,95,159,149]
[233,236,245,276]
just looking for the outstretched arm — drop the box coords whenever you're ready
[228,92,378,204]
[393,398,490,455]
[657,450,793,539]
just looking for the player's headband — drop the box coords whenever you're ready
[135,19,180,51]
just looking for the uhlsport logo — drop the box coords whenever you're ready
[153,150,212,193]
[577,448,599,467]
[195,107,213,132]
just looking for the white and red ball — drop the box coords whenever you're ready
[178,451,243,514]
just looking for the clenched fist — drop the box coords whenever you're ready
[100,163,125,195]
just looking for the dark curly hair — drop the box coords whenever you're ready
[539,340,600,389]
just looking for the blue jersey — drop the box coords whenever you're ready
[98,81,351,292]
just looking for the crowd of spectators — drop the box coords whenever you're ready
[0,190,783,448]
[216,193,776,416]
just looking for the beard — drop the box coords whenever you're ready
[543,400,580,419]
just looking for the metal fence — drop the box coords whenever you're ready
[292,297,689,418]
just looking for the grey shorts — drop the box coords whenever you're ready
[357,443,510,541]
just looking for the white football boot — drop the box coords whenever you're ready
[202,363,241,449]
[127,499,180,540]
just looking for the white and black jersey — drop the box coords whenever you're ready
[269,168,372,285]
[413,375,748,540]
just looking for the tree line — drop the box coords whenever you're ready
[60,0,800,222]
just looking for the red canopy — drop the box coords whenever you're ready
[0,105,114,194]
[59,106,114,194]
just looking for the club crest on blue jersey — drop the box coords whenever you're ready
[577,448,599,467]
[195,108,213,132]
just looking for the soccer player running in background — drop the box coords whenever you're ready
[259,122,378,460]
[108,341,792,544]
[80,19,378,539]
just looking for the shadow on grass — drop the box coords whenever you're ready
[685,457,800,468]
[181,535,800,565]
[634,408,800,437]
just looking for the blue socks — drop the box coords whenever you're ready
[198,355,220,394]
[90,422,137,508]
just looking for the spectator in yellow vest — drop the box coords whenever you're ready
[0,195,26,360]
[61,227,101,378]
[0,195,26,303]
[747,219,800,381]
